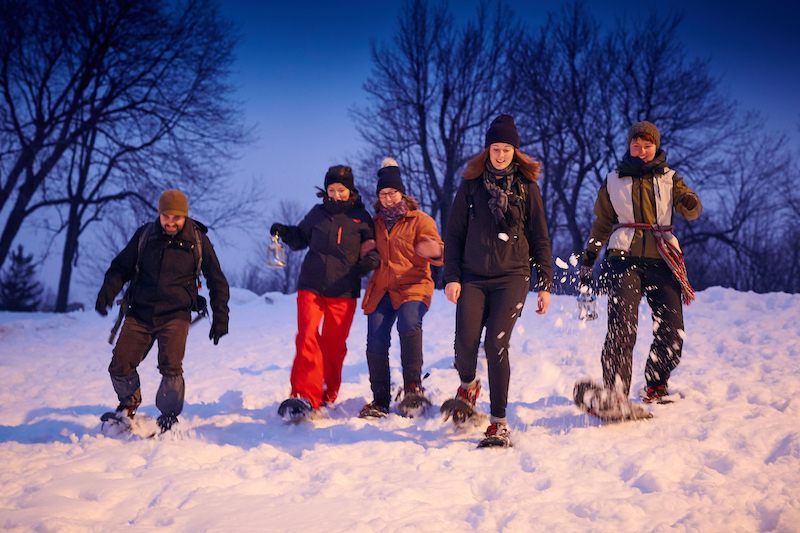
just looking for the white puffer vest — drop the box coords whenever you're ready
[606,169,682,253]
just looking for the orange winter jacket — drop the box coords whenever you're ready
[362,208,444,315]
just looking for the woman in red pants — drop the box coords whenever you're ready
[271,165,380,419]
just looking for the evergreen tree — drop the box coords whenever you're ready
[0,245,43,311]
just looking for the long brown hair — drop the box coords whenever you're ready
[373,194,419,213]
[462,147,541,182]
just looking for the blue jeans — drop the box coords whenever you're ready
[365,293,428,407]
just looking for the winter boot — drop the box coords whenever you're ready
[441,379,482,426]
[397,383,432,418]
[278,397,316,422]
[478,422,513,448]
[456,379,481,408]
[640,384,671,404]
[358,401,389,419]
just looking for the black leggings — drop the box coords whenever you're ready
[454,275,529,419]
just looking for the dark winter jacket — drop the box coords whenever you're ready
[582,150,702,266]
[281,194,380,299]
[444,173,553,291]
[98,217,230,327]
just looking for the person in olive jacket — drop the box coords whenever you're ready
[580,121,702,405]
[444,115,553,444]
[95,190,230,433]
[358,158,444,418]
[271,165,380,418]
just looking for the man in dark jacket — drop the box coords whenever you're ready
[96,190,230,433]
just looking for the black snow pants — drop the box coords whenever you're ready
[454,274,530,419]
[601,259,684,395]
[108,316,190,417]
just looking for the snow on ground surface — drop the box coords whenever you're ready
[1,287,799,532]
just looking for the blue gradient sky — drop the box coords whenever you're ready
[218,0,800,209]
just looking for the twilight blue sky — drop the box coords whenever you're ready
[218,0,800,209]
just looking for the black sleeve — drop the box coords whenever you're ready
[97,226,143,301]
[443,180,470,284]
[526,182,554,292]
[201,234,230,327]
[280,206,316,251]
[357,213,381,275]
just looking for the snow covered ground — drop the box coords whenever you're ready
[1,287,799,532]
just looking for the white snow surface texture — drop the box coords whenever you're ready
[1,287,799,532]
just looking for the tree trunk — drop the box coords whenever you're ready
[56,201,82,312]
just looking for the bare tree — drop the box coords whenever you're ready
[0,0,248,311]
[234,200,308,295]
[514,3,620,257]
[353,0,524,237]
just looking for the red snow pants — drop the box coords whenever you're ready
[290,290,357,409]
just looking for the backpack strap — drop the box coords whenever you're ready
[191,223,203,289]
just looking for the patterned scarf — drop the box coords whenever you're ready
[483,161,519,231]
[378,199,409,232]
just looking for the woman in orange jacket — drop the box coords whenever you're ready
[359,158,444,418]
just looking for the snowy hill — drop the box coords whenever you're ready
[1,288,799,532]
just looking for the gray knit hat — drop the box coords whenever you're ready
[627,121,660,149]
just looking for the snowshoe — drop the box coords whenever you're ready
[157,414,179,433]
[396,384,432,418]
[100,408,158,439]
[441,379,483,427]
[639,384,680,404]
[477,423,513,448]
[278,397,316,423]
[358,402,389,419]
[573,379,653,423]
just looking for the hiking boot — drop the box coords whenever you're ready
[456,379,481,408]
[157,414,179,433]
[641,384,670,404]
[116,403,138,419]
[358,402,389,418]
[397,384,432,417]
[478,422,513,448]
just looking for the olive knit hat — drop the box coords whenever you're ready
[627,121,661,149]
[158,190,189,217]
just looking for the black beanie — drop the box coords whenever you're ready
[376,157,406,195]
[324,165,356,193]
[485,114,520,148]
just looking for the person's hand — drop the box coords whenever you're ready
[679,193,698,210]
[415,237,442,259]
[360,239,376,259]
[95,292,112,316]
[209,318,228,345]
[270,223,287,237]
[537,291,550,315]
[579,265,593,288]
[445,282,461,304]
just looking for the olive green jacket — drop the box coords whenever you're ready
[582,153,701,266]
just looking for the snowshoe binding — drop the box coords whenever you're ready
[157,414,179,434]
[441,379,485,428]
[396,384,432,418]
[278,397,317,423]
[477,422,513,448]
[358,402,389,419]
[100,405,157,439]
[573,379,653,423]
[639,384,680,404]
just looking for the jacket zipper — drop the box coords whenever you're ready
[337,226,342,245]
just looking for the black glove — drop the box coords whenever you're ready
[579,265,593,288]
[270,223,287,237]
[209,318,228,345]
[679,193,698,210]
[95,291,112,316]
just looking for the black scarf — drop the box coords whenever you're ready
[617,150,668,178]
